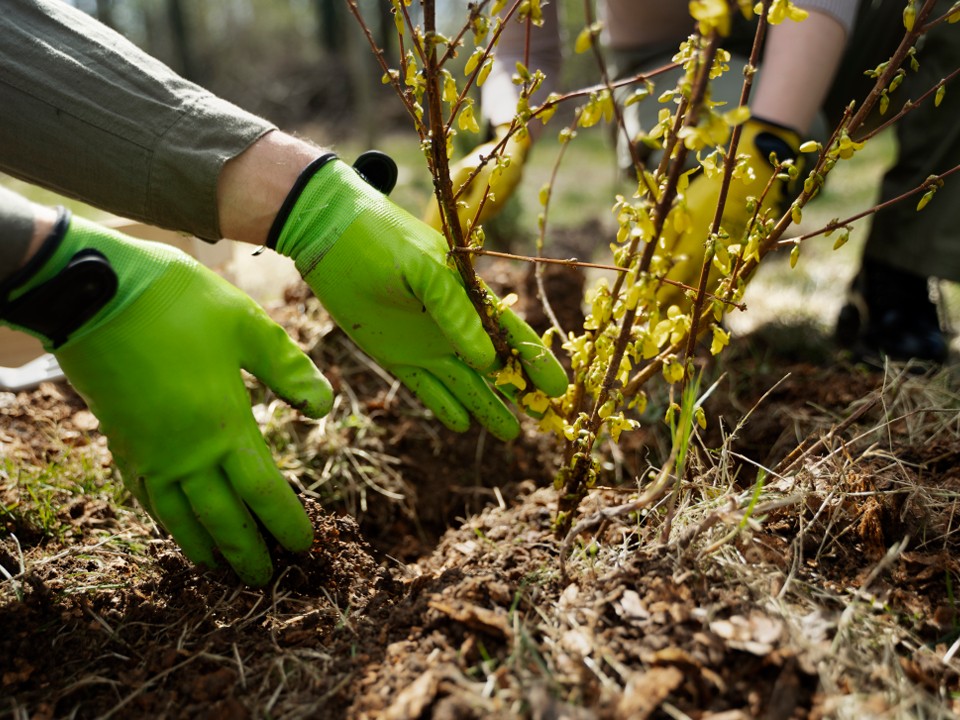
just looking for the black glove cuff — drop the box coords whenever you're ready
[754,132,797,165]
[0,209,119,348]
[353,150,398,196]
[264,150,399,250]
[750,115,800,165]
[265,152,339,250]
[0,208,71,303]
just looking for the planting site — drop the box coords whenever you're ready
[3,1,960,718]
[2,257,960,718]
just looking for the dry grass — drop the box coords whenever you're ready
[4,120,960,720]
[554,359,960,719]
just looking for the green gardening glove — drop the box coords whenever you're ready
[269,154,569,441]
[0,212,333,586]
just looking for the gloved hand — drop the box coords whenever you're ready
[423,125,530,235]
[0,212,333,586]
[270,153,568,441]
[656,117,800,309]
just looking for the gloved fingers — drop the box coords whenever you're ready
[442,359,521,441]
[222,439,314,553]
[239,304,334,420]
[430,358,522,441]
[410,263,498,373]
[393,366,472,433]
[118,464,154,517]
[179,467,274,586]
[412,266,566,400]
[145,479,219,569]
[497,307,569,397]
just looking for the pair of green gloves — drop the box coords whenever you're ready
[0,156,568,586]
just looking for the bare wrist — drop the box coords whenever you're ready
[21,205,60,269]
[216,130,330,246]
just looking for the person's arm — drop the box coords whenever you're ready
[752,8,849,135]
[0,0,273,242]
[217,131,322,246]
[1,0,570,472]
[654,5,853,310]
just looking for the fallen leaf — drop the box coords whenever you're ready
[710,613,783,656]
[615,590,650,624]
[383,669,440,720]
[428,598,511,639]
[616,666,683,720]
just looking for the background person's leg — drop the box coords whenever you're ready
[832,0,960,362]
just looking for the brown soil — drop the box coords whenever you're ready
[2,268,959,719]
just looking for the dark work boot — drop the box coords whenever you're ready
[835,258,949,364]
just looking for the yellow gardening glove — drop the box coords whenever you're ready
[423,125,530,236]
[656,118,801,310]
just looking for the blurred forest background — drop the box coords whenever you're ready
[67,0,598,140]
[55,1,913,336]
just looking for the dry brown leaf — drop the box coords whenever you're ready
[710,613,783,656]
[615,666,684,720]
[615,589,650,624]
[383,669,441,720]
[428,597,511,638]
[561,627,594,657]
[71,410,100,431]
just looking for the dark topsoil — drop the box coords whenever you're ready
[2,262,959,719]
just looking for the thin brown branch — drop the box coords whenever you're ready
[848,0,941,132]
[555,31,722,535]
[346,1,424,133]
[778,162,960,247]
[422,0,512,361]
[452,247,747,310]
[443,0,524,136]
[918,2,960,35]
[858,65,960,143]
[682,0,771,369]
[437,0,493,66]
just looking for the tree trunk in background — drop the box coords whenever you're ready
[166,0,200,83]
[316,0,345,52]
[377,2,395,59]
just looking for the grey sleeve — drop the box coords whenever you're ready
[796,0,860,34]
[0,186,37,284]
[0,0,276,242]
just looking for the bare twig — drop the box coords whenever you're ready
[559,450,677,581]
[682,0,772,373]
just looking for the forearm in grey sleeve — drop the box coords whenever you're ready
[481,3,563,129]
[0,0,275,242]
[0,186,37,284]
